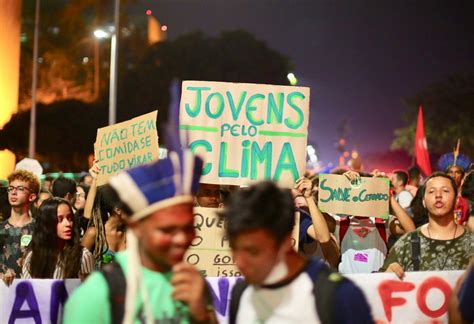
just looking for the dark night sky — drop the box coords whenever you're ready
[135,0,474,166]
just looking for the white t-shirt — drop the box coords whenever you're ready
[236,270,320,323]
[336,217,388,274]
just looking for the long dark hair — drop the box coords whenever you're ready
[28,198,82,278]
[409,184,428,227]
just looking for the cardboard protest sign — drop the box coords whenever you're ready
[292,211,300,250]
[318,174,390,218]
[180,81,310,188]
[185,207,299,277]
[94,111,159,186]
[185,207,240,278]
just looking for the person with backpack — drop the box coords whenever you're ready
[64,148,217,324]
[220,181,373,324]
[294,176,340,268]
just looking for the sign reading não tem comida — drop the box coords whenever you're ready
[180,81,310,187]
[318,174,390,218]
[94,111,159,186]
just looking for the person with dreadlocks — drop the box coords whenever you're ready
[21,198,94,280]
[80,162,127,268]
[438,139,472,225]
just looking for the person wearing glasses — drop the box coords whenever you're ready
[0,170,40,286]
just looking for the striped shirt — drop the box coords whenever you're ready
[21,248,94,279]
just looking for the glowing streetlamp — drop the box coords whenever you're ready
[94,0,120,125]
[93,29,110,39]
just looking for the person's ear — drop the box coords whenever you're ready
[422,199,426,208]
[28,193,37,203]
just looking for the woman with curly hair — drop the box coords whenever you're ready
[22,198,94,280]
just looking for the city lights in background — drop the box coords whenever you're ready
[287,72,297,85]
[146,9,152,16]
[0,0,22,178]
[306,145,319,170]
[93,29,110,39]
[161,25,168,32]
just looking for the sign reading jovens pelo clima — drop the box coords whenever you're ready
[180,81,310,187]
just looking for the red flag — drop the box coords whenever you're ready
[414,106,432,175]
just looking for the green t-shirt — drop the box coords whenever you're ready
[381,227,474,272]
[64,251,194,323]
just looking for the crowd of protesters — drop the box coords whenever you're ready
[0,145,473,323]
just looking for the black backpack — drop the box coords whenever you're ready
[229,258,347,324]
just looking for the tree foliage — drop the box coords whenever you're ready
[119,30,292,135]
[2,30,292,172]
[391,71,474,159]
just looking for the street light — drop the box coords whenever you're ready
[93,29,110,39]
[94,0,120,126]
[29,0,40,158]
[94,25,118,126]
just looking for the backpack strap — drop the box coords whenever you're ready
[306,258,347,324]
[100,261,126,324]
[410,231,421,271]
[228,279,248,324]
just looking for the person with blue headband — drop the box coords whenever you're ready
[438,139,472,225]
[64,149,216,323]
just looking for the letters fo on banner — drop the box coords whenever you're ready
[346,271,463,323]
[185,207,299,277]
[94,111,159,186]
[318,174,390,218]
[180,81,310,188]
